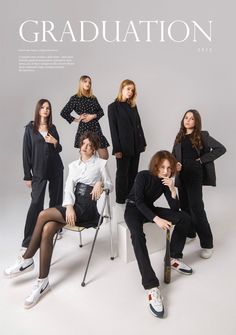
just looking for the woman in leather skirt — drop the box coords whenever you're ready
[4,132,113,308]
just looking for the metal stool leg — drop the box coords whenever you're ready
[81,217,103,287]
[79,230,83,247]
[81,190,108,287]
[106,192,114,260]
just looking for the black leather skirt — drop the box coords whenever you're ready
[55,183,100,227]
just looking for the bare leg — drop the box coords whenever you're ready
[98,148,109,160]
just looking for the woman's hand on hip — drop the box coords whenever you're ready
[81,114,96,123]
[176,162,182,172]
[115,152,122,159]
[74,114,86,123]
[91,181,103,200]
[66,205,76,226]
[153,216,172,231]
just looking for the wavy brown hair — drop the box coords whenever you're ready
[79,131,100,151]
[174,109,203,150]
[149,150,177,177]
[33,99,52,133]
[77,75,95,98]
[116,79,137,107]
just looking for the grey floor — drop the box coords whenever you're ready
[0,192,235,335]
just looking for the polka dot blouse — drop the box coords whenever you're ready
[61,95,110,149]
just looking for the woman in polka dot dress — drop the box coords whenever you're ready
[61,75,109,159]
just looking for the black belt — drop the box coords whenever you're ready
[75,182,93,197]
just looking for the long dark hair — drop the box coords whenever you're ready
[175,109,203,150]
[33,99,52,133]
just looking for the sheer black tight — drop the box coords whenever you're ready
[23,208,66,278]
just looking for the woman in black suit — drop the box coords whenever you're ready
[172,109,226,259]
[108,79,146,204]
[22,99,64,248]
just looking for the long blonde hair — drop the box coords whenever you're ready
[116,79,137,107]
[76,75,95,98]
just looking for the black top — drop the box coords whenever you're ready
[127,170,179,222]
[23,121,64,180]
[181,134,199,161]
[172,130,226,186]
[108,101,146,156]
[60,95,109,148]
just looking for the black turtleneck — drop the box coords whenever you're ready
[127,170,179,222]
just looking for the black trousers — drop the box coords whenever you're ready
[22,171,63,247]
[124,203,190,290]
[115,154,140,204]
[178,160,213,249]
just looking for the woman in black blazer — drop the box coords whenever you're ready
[108,79,146,204]
[172,109,226,259]
[22,99,64,248]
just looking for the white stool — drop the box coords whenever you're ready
[112,204,166,263]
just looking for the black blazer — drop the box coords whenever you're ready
[172,130,226,186]
[23,122,64,180]
[108,101,146,156]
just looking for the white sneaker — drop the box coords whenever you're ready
[4,256,34,278]
[148,287,164,318]
[171,258,193,275]
[24,278,50,309]
[200,248,213,259]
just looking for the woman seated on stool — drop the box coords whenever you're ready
[4,132,113,309]
[124,150,192,319]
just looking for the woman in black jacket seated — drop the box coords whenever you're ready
[125,150,192,319]
[172,109,226,259]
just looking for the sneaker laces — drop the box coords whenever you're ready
[149,288,163,305]
[32,279,41,291]
[29,279,46,295]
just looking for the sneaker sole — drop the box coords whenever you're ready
[171,266,192,275]
[149,305,165,318]
[24,283,50,309]
[3,263,34,278]
[200,254,212,259]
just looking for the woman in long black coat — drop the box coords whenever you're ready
[108,79,146,204]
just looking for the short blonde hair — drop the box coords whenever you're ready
[116,79,137,107]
